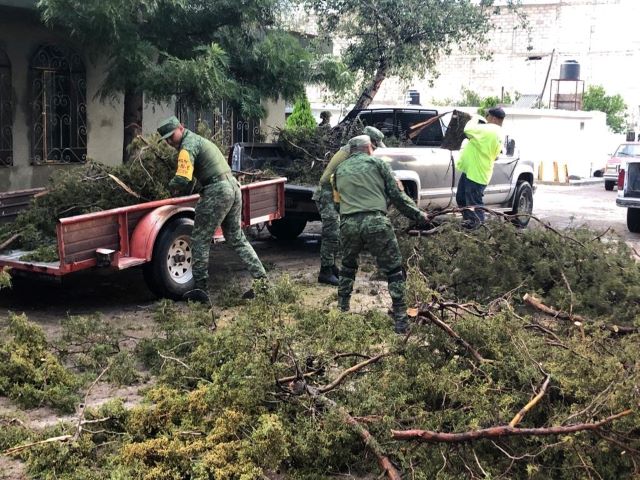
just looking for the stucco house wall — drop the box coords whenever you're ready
[0,5,178,192]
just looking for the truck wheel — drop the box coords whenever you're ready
[509,181,533,228]
[143,217,195,299]
[604,180,615,191]
[267,217,307,240]
[627,208,640,233]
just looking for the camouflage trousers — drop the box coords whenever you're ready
[313,184,340,268]
[338,212,406,312]
[192,173,266,289]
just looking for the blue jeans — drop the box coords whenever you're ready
[455,173,487,225]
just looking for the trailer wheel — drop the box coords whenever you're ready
[267,217,307,240]
[143,217,195,299]
[628,208,640,233]
[508,181,533,228]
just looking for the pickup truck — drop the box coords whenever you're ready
[605,143,640,191]
[615,156,640,232]
[232,107,536,235]
[0,177,286,298]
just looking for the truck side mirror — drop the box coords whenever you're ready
[506,139,516,156]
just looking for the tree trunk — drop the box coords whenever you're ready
[352,59,388,112]
[122,87,144,163]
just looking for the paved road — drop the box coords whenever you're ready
[532,182,638,247]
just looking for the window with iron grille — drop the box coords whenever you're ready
[176,100,262,152]
[30,45,87,164]
[0,48,12,167]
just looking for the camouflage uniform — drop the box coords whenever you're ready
[313,127,386,282]
[313,146,349,270]
[167,127,266,291]
[333,138,424,332]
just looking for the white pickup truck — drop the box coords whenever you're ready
[357,107,535,227]
[615,156,640,232]
[233,107,536,238]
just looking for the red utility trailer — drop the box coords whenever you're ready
[0,177,286,299]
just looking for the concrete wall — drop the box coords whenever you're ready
[0,7,178,192]
[261,97,286,142]
[501,108,623,180]
[313,0,640,127]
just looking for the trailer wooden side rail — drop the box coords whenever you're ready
[0,177,286,298]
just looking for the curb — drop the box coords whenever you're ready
[537,178,604,186]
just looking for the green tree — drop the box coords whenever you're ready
[305,0,522,115]
[285,94,317,132]
[38,0,350,160]
[582,85,627,133]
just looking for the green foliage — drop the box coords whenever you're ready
[2,236,639,479]
[583,85,628,133]
[459,87,482,107]
[272,119,366,185]
[37,0,351,119]
[306,0,521,110]
[401,221,640,325]
[0,135,176,256]
[285,95,318,132]
[0,266,11,289]
[0,314,82,412]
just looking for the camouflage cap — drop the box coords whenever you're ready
[363,126,384,141]
[348,135,372,148]
[157,115,181,140]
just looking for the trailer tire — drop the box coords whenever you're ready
[267,217,307,240]
[508,181,533,228]
[143,217,195,299]
[627,208,640,233]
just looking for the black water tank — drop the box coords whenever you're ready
[559,60,580,80]
[407,90,421,105]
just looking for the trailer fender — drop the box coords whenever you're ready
[130,205,194,261]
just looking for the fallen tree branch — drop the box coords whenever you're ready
[307,385,402,480]
[419,311,486,363]
[317,352,392,393]
[4,435,73,456]
[523,294,639,334]
[409,206,586,247]
[0,233,20,251]
[391,409,633,443]
[509,375,551,427]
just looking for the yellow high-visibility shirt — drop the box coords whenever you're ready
[456,115,503,186]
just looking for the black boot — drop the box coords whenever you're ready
[392,304,410,334]
[242,277,270,299]
[318,266,339,286]
[183,288,210,304]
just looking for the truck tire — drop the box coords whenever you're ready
[143,217,195,299]
[627,208,640,233]
[509,181,533,228]
[267,217,307,240]
[604,180,616,191]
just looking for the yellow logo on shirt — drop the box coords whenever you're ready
[176,150,194,180]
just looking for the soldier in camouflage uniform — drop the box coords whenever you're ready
[157,116,267,303]
[312,126,386,286]
[332,135,427,333]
